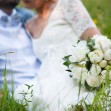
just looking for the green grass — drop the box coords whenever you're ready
[83,0,111,38]
[0,66,47,111]
[1,0,111,111]
[66,76,111,111]
[0,65,26,111]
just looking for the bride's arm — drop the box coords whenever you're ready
[81,27,100,40]
[61,0,100,40]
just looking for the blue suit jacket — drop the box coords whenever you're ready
[16,8,35,24]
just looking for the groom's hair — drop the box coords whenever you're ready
[0,0,20,9]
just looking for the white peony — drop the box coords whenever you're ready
[69,64,88,83]
[69,55,78,63]
[104,49,111,60]
[86,74,103,87]
[99,60,107,68]
[93,35,111,53]
[88,49,104,63]
[77,41,88,48]
[79,61,86,67]
[70,41,90,62]
[90,64,101,76]
[101,70,107,76]
[101,70,107,81]
[77,41,90,61]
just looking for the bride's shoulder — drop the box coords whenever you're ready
[59,0,77,3]
[58,0,80,6]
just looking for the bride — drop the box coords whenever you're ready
[14,0,100,110]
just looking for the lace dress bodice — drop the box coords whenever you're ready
[33,0,96,61]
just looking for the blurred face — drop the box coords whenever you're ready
[0,0,20,9]
[22,0,46,9]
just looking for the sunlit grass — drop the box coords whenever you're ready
[2,0,111,111]
[83,0,111,38]
[0,65,26,111]
[66,73,111,111]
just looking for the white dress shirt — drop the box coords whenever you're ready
[0,9,41,91]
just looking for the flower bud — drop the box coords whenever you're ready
[104,49,111,60]
[99,60,107,68]
[90,64,101,76]
[88,50,103,63]
[86,75,103,87]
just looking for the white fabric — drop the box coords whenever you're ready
[0,9,41,91]
[14,0,96,110]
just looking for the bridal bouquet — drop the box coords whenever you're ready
[63,35,111,89]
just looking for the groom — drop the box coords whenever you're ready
[0,0,41,91]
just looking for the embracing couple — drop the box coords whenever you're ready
[0,0,100,111]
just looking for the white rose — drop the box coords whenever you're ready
[96,40,110,53]
[77,41,90,54]
[69,56,78,63]
[88,49,104,63]
[77,41,87,47]
[93,35,111,52]
[104,49,111,60]
[86,74,103,87]
[101,70,107,76]
[70,41,90,62]
[99,60,107,68]
[69,64,81,74]
[79,61,86,67]
[76,48,89,62]
[70,40,90,63]
[90,64,101,76]
[70,64,88,83]
[101,70,107,81]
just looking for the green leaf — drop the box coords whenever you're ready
[62,55,71,62]
[87,38,95,51]
[85,60,92,71]
[24,84,33,90]
[77,40,81,44]
[78,73,82,99]
[65,69,71,72]
[3,64,7,77]
[63,61,71,67]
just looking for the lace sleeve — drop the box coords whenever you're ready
[60,0,96,37]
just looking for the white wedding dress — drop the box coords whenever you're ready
[14,0,96,110]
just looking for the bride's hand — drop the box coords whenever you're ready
[80,27,101,40]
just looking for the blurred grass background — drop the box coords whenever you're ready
[20,0,111,38]
[82,0,111,38]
